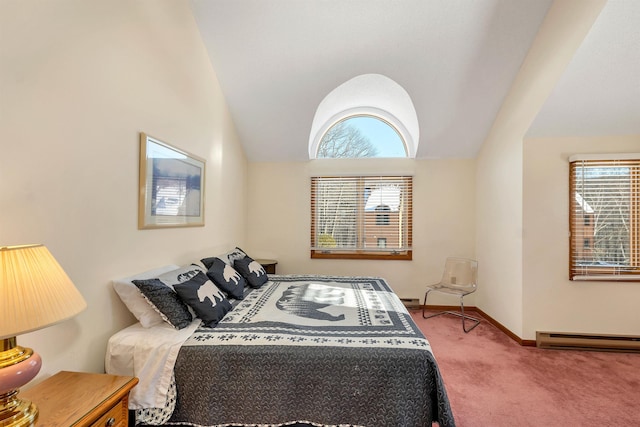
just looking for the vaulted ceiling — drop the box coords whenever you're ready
[190,0,640,161]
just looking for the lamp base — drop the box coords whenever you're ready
[0,338,41,427]
[0,390,37,427]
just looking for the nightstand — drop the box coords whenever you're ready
[20,371,138,427]
[255,258,278,274]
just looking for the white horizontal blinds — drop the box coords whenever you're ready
[569,157,640,281]
[312,177,359,250]
[311,176,412,253]
[362,176,412,252]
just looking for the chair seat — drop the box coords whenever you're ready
[426,284,475,297]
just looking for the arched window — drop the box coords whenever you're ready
[316,115,407,158]
[309,74,419,159]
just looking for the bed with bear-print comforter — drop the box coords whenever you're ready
[159,274,455,427]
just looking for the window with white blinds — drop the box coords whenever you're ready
[569,155,640,281]
[311,176,412,260]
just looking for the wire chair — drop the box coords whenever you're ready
[422,257,480,333]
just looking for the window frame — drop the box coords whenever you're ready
[569,155,640,281]
[315,114,409,159]
[310,175,413,261]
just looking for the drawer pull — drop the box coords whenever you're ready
[105,417,116,427]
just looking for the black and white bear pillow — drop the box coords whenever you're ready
[234,255,268,289]
[200,247,247,269]
[224,247,248,266]
[173,271,232,327]
[204,257,246,300]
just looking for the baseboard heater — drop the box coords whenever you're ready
[536,331,640,353]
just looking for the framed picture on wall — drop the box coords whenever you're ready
[138,132,206,229]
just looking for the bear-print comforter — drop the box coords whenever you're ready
[169,275,455,427]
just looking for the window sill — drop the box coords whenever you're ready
[571,275,640,282]
[311,250,412,261]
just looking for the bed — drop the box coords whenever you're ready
[106,253,455,427]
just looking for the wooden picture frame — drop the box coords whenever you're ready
[138,133,205,229]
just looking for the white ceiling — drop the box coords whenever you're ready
[190,0,640,161]
[528,0,640,138]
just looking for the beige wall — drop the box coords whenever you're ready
[523,135,640,340]
[475,0,606,338]
[245,158,476,301]
[476,135,525,336]
[0,0,247,382]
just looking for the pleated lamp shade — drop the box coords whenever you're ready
[0,244,87,340]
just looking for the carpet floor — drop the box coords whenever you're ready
[411,310,640,427]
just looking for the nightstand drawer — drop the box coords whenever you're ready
[91,398,127,427]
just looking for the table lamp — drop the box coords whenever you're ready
[0,244,87,426]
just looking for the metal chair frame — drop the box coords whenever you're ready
[422,257,481,333]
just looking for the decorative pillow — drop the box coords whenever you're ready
[132,279,193,329]
[112,265,181,328]
[201,247,248,268]
[156,264,205,288]
[200,256,217,270]
[190,259,208,272]
[173,271,232,327]
[234,256,268,288]
[225,247,248,266]
[205,257,246,300]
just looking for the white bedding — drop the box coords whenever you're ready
[105,318,200,409]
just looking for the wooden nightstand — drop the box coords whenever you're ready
[20,371,138,427]
[255,258,278,274]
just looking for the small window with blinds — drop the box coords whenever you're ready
[569,155,640,281]
[311,176,412,260]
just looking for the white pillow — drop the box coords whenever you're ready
[112,265,180,328]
